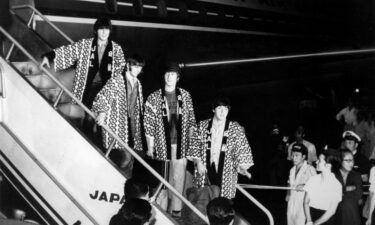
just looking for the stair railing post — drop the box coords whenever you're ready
[53,89,64,108]
[105,139,116,158]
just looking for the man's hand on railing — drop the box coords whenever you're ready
[196,159,207,175]
[40,56,50,69]
[146,148,154,158]
[95,112,106,126]
[238,166,252,179]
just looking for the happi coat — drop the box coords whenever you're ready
[286,161,316,225]
[92,74,144,151]
[144,88,196,160]
[50,38,125,105]
[187,119,254,199]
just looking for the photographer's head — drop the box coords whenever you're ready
[110,198,152,225]
[207,197,235,225]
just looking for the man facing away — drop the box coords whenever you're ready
[144,62,196,217]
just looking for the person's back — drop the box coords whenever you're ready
[109,198,152,225]
[124,178,149,200]
[206,197,235,225]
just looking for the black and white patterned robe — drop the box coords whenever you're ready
[187,119,254,199]
[144,88,196,160]
[92,75,144,151]
[52,38,125,104]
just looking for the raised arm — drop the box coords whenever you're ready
[51,40,83,71]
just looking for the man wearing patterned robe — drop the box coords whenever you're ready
[92,55,145,178]
[41,17,125,145]
[144,63,196,215]
[187,96,253,199]
[41,17,125,107]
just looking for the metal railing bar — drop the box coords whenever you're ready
[105,139,116,158]
[150,182,163,203]
[27,11,35,27]
[11,5,74,44]
[239,184,299,191]
[236,184,274,225]
[5,41,15,61]
[0,166,51,225]
[181,48,375,68]
[5,10,35,61]
[0,122,98,225]
[52,89,64,108]
[0,26,209,224]
[0,63,4,98]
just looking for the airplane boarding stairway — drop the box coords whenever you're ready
[0,3,258,225]
[0,6,179,225]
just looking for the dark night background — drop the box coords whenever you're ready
[3,0,375,224]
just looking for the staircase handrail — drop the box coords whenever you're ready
[236,184,274,225]
[10,4,74,44]
[0,122,98,225]
[0,26,209,224]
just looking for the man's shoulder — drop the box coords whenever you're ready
[111,40,122,49]
[303,140,315,148]
[307,174,320,183]
[179,88,192,96]
[147,89,162,100]
[199,119,210,126]
[78,38,93,44]
[229,121,242,129]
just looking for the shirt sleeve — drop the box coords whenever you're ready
[233,123,254,170]
[303,177,313,193]
[369,167,375,192]
[144,94,158,138]
[332,181,343,203]
[186,124,203,161]
[53,39,82,72]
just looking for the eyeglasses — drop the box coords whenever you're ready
[343,159,354,163]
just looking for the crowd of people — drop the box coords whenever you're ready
[283,115,375,225]
[38,16,375,225]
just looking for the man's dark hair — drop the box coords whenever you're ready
[109,198,152,225]
[127,54,145,67]
[322,149,341,172]
[207,197,235,225]
[291,143,308,159]
[93,17,112,33]
[124,178,149,200]
[164,62,181,77]
[211,96,231,111]
[295,126,305,136]
[339,149,353,163]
